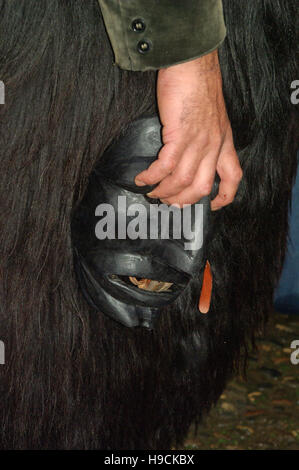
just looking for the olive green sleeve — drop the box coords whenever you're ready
[97,0,226,71]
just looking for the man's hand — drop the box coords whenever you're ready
[135,50,242,209]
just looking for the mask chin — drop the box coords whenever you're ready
[72,114,214,329]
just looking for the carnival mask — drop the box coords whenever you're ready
[72,115,214,329]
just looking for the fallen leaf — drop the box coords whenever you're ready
[273,357,290,365]
[282,376,295,382]
[271,399,292,407]
[244,409,265,417]
[260,345,272,352]
[248,392,262,398]
[275,324,293,333]
[221,402,236,413]
[213,432,224,439]
[248,391,262,403]
[236,425,254,435]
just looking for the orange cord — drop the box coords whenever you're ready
[198,260,213,314]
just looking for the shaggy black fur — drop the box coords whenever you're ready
[0,0,298,449]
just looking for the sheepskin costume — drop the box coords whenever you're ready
[0,0,297,449]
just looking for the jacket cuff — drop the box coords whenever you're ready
[98,0,226,71]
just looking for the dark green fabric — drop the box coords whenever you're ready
[98,0,226,71]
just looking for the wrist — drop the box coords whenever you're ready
[158,49,220,77]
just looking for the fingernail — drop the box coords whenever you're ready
[135,179,146,186]
[146,192,156,198]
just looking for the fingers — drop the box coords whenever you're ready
[159,152,218,207]
[210,130,243,211]
[145,125,243,209]
[134,50,243,208]
[145,142,214,200]
[135,127,242,209]
[135,141,184,186]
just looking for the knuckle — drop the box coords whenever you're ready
[211,134,222,149]
[197,135,210,152]
[140,173,154,184]
[178,172,194,187]
[200,188,211,197]
[231,166,243,182]
[198,181,213,196]
[160,157,176,173]
[195,133,222,156]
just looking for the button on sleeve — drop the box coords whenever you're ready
[98,0,226,71]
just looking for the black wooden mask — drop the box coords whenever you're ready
[72,115,213,329]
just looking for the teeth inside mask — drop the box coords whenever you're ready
[129,277,173,292]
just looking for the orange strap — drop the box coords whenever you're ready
[198,260,213,314]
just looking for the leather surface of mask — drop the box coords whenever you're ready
[72,115,214,329]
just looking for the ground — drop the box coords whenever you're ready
[183,311,299,450]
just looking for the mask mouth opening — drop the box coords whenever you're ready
[110,274,177,293]
[129,276,173,292]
